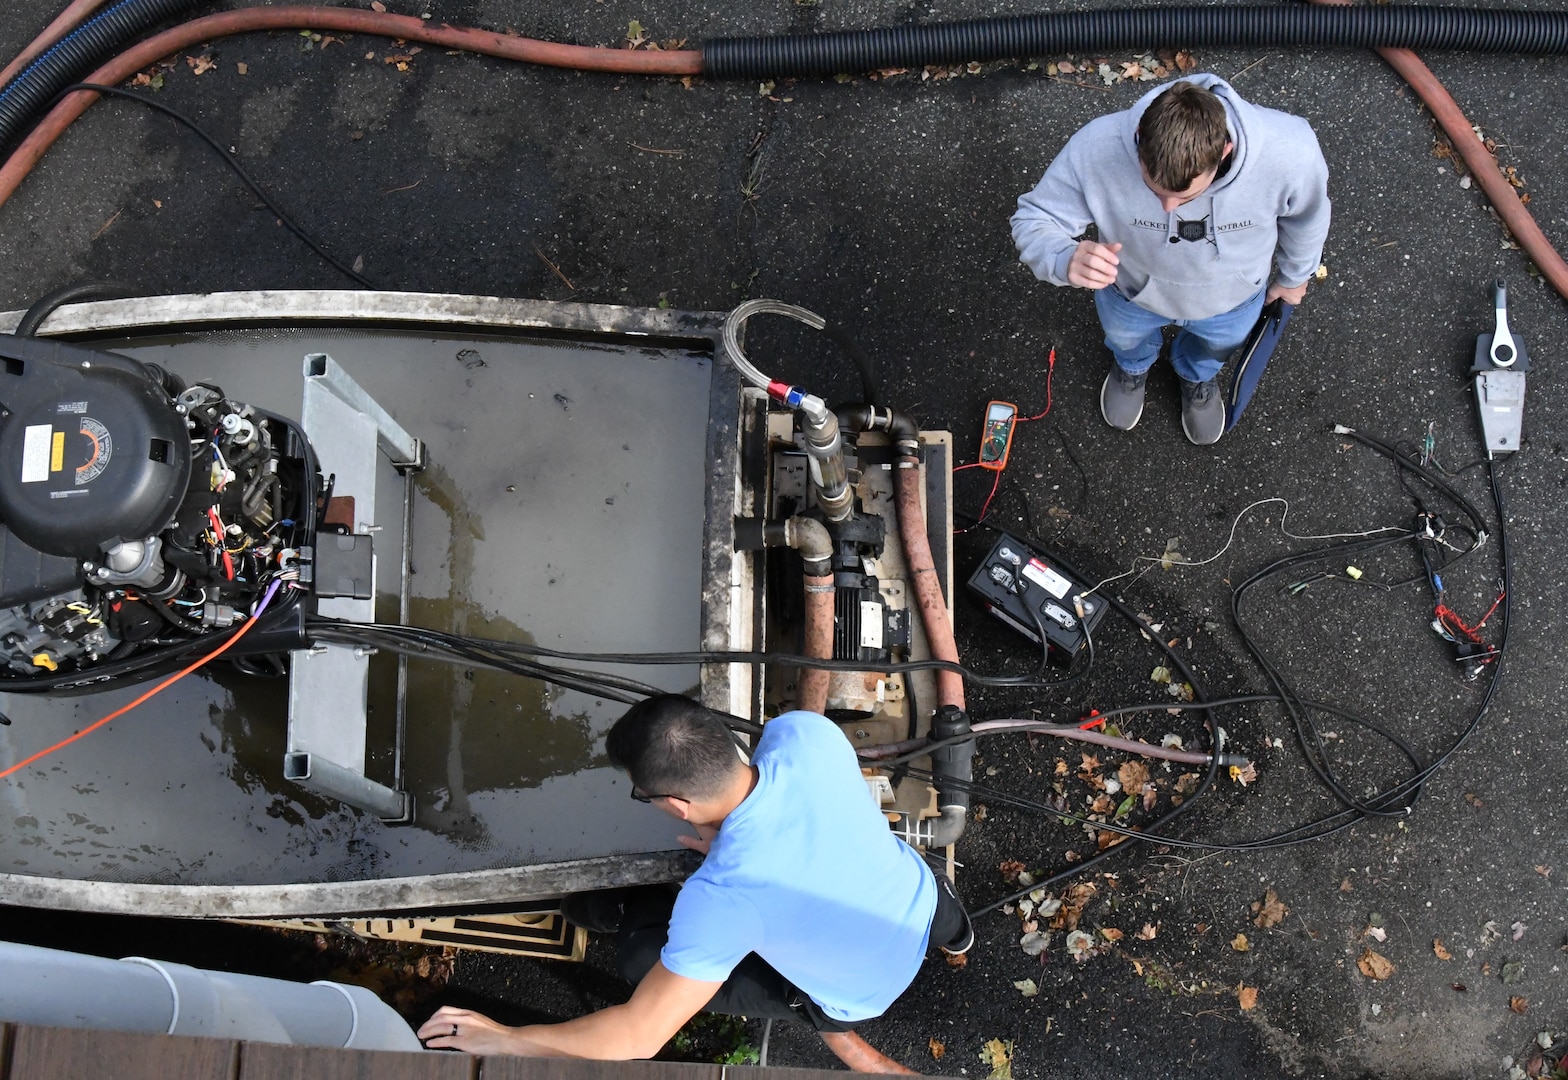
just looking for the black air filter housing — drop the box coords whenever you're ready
[0,335,191,561]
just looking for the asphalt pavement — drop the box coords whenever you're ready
[2,1,1565,1076]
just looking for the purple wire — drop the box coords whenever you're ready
[251,577,282,618]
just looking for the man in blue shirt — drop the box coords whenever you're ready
[419,694,970,1072]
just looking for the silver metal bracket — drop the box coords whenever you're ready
[287,353,421,823]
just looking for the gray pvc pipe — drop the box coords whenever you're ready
[0,940,423,1052]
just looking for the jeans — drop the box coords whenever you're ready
[1094,284,1266,384]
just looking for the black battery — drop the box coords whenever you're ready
[966,533,1107,659]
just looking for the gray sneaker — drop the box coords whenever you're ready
[1100,366,1148,431]
[1180,377,1225,445]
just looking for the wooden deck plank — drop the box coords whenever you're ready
[238,1041,475,1080]
[1,1022,12,1080]
[7,1025,237,1080]
[478,1059,722,1080]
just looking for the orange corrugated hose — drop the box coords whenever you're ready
[0,6,701,210]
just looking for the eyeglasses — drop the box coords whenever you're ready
[629,786,682,804]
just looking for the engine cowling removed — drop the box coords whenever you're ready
[0,334,319,686]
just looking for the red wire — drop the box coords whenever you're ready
[975,468,1003,522]
[209,506,236,580]
[1474,591,1506,629]
[0,615,261,781]
[1015,347,1056,423]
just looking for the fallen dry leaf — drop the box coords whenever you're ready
[1509,996,1528,1014]
[1238,984,1259,1011]
[997,860,1029,885]
[1230,762,1258,786]
[1357,948,1396,981]
[1100,927,1124,942]
[944,949,969,968]
[236,62,248,75]
[1433,938,1453,961]
[1136,923,1158,941]
[980,1037,1013,1080]
[1117,760,1150,792]
[370,0,386,10]
[1013,978,1039,998]
[1231,933,1250,952]
[1339,878,1354,893]
[1534,864,1552,879]
[186,54,216,76]
[929,1038,945,1060]
[1251,889,1289,929]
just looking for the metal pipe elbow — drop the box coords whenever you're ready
[923,804,968,848]
[835,404,919,450]
[784,516,833,575]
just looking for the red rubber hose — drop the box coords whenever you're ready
[896,461,966,713]
[0,6,701,211]
[0,0,111,89]
[1310,0,1568,302]
[798,574,834,715]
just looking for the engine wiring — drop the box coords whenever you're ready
[0,579,279,781]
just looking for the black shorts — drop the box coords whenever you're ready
[616,868,966,1033]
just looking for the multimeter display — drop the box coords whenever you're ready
[978,401,1017,471]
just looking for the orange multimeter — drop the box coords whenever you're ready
[977,400,1018,471]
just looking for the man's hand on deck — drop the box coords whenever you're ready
[419,1006,545,1056]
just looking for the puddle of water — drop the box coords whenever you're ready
[0,328,717,885]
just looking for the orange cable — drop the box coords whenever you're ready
[0,613,260,781]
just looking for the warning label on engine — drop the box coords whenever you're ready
[21,424,51,483]
[75,416,112,485]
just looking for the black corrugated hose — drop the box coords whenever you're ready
[704,5,1568,79]
[0,0,203,151]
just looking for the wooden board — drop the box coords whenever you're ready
[237,1041,473,1080]
[7,1025,236,1080]
[478,1060,720,1080]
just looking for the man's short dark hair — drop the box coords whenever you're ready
[1138,82,1230,192]
[606,695,743,801]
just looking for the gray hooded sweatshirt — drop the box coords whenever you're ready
[1011,74,1330,321]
